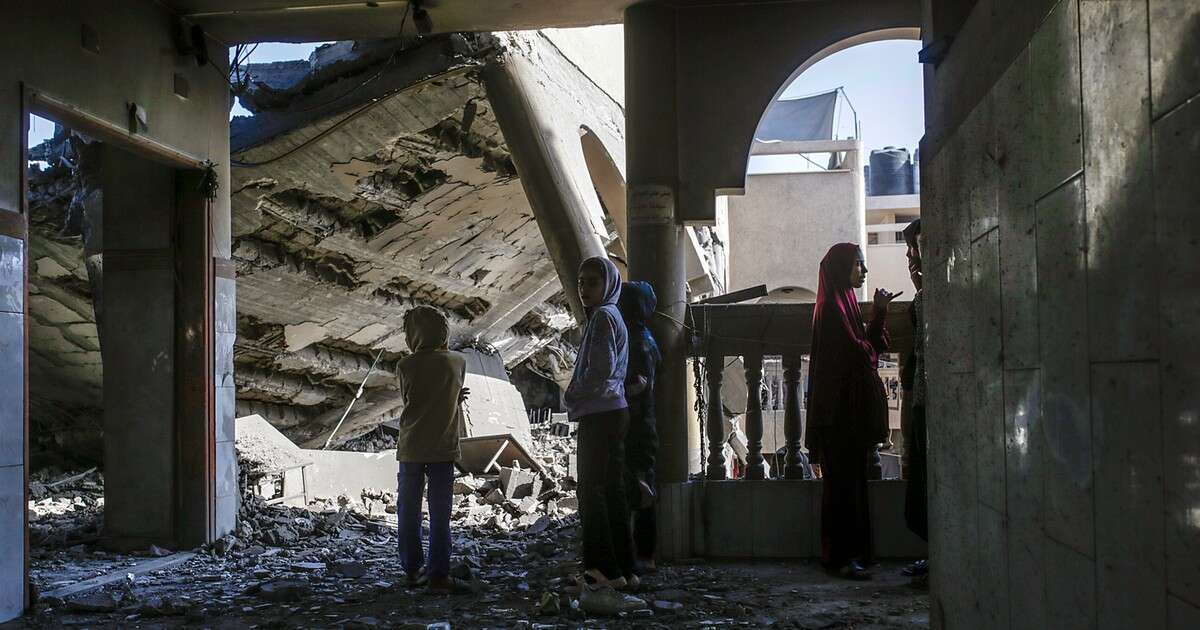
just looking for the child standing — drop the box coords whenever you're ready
[394,305,467,593]
[618,281,662,575]
[565,256,635,589]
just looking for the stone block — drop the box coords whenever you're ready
[498,466,539,500]
[1044,537,1097,630]
[972,230,1005,511]
[0,464,25,622]
[0,313,22,468]
[1154,94,1200,606]
[1035,176,1093,555]
[1148,0,1200,120]
[0,234,22,315]
[1081,0,1158,362]
[1091,362,1165,630]
[1004,368,1046,629]
[1030,0,1083,199]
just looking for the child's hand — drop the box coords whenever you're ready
[458,387,471,404]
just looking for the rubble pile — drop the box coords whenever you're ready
[20,422,929,627]
[339,426,399,453]
[27,468,104,550]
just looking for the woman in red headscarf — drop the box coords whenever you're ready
[806,243,901,580]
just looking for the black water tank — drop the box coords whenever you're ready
[869,147,911,196]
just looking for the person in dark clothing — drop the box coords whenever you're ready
[565,256,637,591]
[900,220,929,579]
[806,243,901,580]
[618,281,662,574]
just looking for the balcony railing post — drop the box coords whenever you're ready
[704,353,727,480]
[782,354,805,479]
[743,352,766,480]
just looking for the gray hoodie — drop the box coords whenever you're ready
[564,257,629,420]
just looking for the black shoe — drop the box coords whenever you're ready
[901,559,928,577]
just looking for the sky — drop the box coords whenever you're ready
[28,36,924,174]
[751,39,925,174]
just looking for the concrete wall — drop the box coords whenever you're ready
[864,243,911,298]
[727,166,865,300]
[920,1,1200,628]
[1,1,236,619]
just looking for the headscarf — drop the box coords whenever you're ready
[403,305,449,352]
[806,243,887,448]
[580,256,622,314]
[618,281,662,367]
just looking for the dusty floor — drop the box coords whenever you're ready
[8,532,928,629]
[11,429,927,628]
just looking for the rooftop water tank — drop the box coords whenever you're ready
[869,147,912,196]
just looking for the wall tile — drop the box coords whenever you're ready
[927,135,975,376]
[1091,362,1166,630]
[1030,0,1083,199]
[994,47,1041,370]
[0,465,24,622]
[928,372,978,628]
[0,313,23,468]
[1153,94,1200,608]
[1081,0,1158,362]
[216,440,238,500]
[963,96,999,239]
[972,230,1005,511]
[752,481,815,558]
[703,481,752,558]
[216,386,236,444]
[0,235,22,315]
[1004,368,1046,629]
[1044,537,1097,630]
[1034,176,1093,556]
[215,277,236,334]
[976,504,1010,630]
[215,331,235,388]
[1148,0,1200,120]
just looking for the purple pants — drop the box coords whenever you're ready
[397,462,454,579]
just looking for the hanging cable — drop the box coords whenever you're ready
[323,348,386,449]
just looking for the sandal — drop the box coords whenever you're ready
[837,560,872,581]
[426,576,470,595]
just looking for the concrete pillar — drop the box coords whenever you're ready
[100,145,178,550]
[625,2,690,485]
[100,147,228,551]
[481,61,606,322]
[0,90,29,623]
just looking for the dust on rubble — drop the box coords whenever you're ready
[16,423,929,628]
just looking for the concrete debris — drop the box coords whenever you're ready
[24,422,928,628]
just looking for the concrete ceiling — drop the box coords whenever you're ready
[168,0,635,44]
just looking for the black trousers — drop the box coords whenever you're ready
[904,404,929,541]
[818,426,874,567]
[577,409,634,580]
[628,467,657,561]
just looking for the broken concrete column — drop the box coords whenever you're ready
[480,55,606,322]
